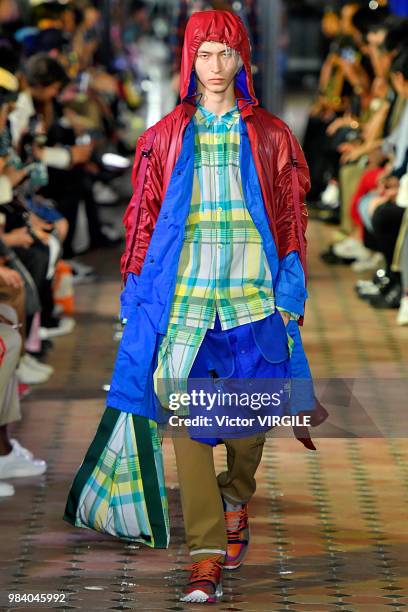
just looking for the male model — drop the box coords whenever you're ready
[107,9,312,604]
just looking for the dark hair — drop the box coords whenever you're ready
[390,50,408,80]
[68,6,83,27]
[130,0,147,13]
[367,14,397,34]
[0,38,21,73]
[35,28,69,53]
[0,38,21,104]
[25,52,68,88]
[384,17,408,53]
[31,2,66,25]
[352,7,389,37]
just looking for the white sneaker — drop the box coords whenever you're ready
[101,225,122,241]
[10,438,33,460]
[321,181,340,208]
[17,360,51,385]
[71,270,96,285]
[0,446,47,478]
[39,317,75,339]
[355,280,380,296]
[21,354,54,375]
[333,238,370,260]
[0,481,15,497]
[65,259,94,275]
[93,182,119,205]
[351,252,385,273]
[396,296,408,326]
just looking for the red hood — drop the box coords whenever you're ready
[180,9,258,108]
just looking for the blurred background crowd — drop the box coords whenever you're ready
[0,0,407,498]
[304,1,408,324]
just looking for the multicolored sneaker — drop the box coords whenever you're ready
[180,555,223,603]
[224,502,250,570]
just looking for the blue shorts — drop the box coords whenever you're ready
[186,311,291,443]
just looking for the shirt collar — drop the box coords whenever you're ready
[195,102,240,129]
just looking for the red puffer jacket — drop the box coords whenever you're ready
[121,9,310,325]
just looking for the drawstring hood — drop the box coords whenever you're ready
[179,10,258,110]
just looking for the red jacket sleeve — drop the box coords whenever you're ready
[120,130,163,284]
[274,128,310,269]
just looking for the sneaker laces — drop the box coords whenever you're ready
[188,556,223,586]
[225,504,248,543]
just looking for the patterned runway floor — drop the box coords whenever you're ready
[1,218,408,611]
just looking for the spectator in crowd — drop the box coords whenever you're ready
[0,0,148,503]
[393,205,408,324]
[1,43,75,345]
[302,8,408,326]
[0,0,162,384]
[0,303,46,498]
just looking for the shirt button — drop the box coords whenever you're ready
[217,169,223,175]
[218,244,223,249]
[240,349,246,354]
[217,207,223,212]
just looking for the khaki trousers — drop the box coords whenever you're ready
[339,162,366,234]
[173,430,266,561]
[0,283,26,351]
[0,323,22,427]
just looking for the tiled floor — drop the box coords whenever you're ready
[1,218,408,611]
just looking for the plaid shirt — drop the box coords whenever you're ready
[166,102,284,331]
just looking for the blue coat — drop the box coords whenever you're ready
[106,116,316,423]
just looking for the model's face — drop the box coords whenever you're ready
[194,41,242,95]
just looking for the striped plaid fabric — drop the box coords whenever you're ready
[167,102,278,331]
[69,410,169,547]
[154,324,208,412]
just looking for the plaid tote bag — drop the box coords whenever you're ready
[64,407,169,549]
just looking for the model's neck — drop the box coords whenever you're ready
[196,85,236,117]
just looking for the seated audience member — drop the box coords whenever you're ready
[302,9,408,325]
[0,303,47,497]
[0,40,73,373]
[392,192,408,325]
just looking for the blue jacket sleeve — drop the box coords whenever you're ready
[286,319,316,414]
[119,272,139,323]
[274,250,308,317]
